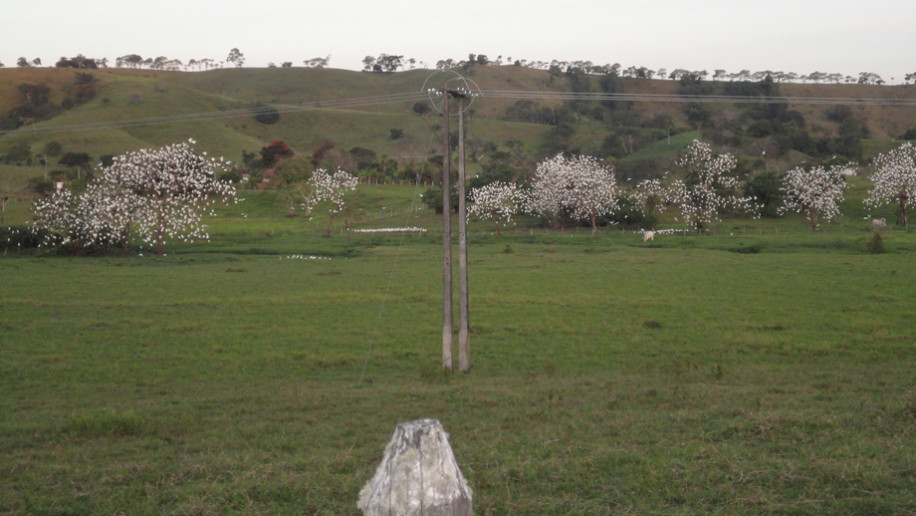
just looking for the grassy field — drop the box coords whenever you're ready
[2,186,916,515]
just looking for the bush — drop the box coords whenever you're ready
[421,187,458,214]
[253,103,280,124]
[603,195,657,229]
[867,233,885,254]
[0,225,54,252]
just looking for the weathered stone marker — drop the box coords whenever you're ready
[358,419,472,515]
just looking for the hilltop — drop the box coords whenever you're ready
[2,65,916,192]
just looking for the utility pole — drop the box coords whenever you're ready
[454,92,470,372]
[431,76,475,373]
[441,90,453,371]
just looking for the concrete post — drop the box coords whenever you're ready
[358,419,472,515]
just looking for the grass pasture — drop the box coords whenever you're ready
[2,188,916,514]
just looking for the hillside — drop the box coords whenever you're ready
[2,65,916,193]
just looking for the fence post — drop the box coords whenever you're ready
[358,419,472,515]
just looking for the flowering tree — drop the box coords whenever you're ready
[302,167,358,235]
[103,141,236,257]
[32,140,236,257]
[525,153,618,233]
[779,164,848,230]
[468,181,523,235]
[865,142,916,227]
[632,176,669,217]
[666,139,757,232]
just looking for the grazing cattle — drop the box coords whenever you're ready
[643,230,655,242]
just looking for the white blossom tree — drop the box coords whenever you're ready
[301,167,359,235]
[632,176,669,218]
[666,139,757,232]
[105,140,236,257]
[467,181,523,235]
[779,164,848,230]
[32,140,236,257]
[865,142,916,227]
[525,153,618,233]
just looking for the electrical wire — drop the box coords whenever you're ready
[478,90,916,106]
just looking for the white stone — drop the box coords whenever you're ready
[358,419,472,516]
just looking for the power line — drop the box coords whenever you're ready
[479,90,916,107]
[0,92,429,137]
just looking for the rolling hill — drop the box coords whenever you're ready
[2,65,916,194]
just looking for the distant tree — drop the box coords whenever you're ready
[116,54,144,68]
[865,141,916,227]
[43,141,63,158]
[0,60,5,68]
[303,55,330,68]
[17,82,51,107]
[858,72,884,85]
[33,140,236,256]
[226,48,245,68]
[310,140,337,168]
[252,103,280,124]
[58,152,92,168]
[780,164,848,230]
[525,153,619,233]
[1,141,33,165]
[374,54,403,72]
[299,167,359,235]
[632,177,669,219]
[62,72,99,106]
[56,55,97,69]
[745,170,784,218]
[32,58,42,66]
[281,62,293,68]
[17,57,29,68]
[412,101,430,116]
[666,139,758,232]
[58,152,93,178]
[436,58,456,70]
[468,181,523,235]
[260,139,294,166]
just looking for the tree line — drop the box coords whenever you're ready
[4,51,913,86]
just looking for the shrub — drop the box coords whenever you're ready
[867,232,885,254]
[253,103,280,124]
[1,225,53,252]
[422,187,458,214]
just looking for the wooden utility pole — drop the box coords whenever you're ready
[455,94,470,372]
[440,87,471,372]
[441,90,453,370]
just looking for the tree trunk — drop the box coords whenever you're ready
[358,419,472,516]
[326,213,336,236]
[899,194,909,228]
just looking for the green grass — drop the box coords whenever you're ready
[2,189,916,514]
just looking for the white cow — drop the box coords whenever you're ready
[872,218,886,230]
[642,230,655,242]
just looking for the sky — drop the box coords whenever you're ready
[3,0,914,83]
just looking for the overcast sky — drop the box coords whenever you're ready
[3,0,914,82]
